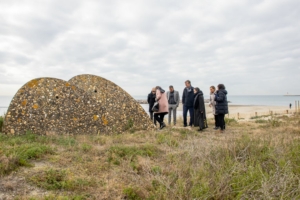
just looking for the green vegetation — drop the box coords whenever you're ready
[0,114,299,199]
[0,132,54,176]
[27,168,96,191]
[0,116,4,132]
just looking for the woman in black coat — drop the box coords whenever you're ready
[214,84,228,133]
[193,87,208,131]
[147,88,157,126]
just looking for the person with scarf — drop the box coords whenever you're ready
[193,87,208,131]
[154,86,169,130]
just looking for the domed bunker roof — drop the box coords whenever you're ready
[4,77,110,135]
[68,74,153,133]
[4,75,154,135]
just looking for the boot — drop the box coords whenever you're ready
[160,122,166,130]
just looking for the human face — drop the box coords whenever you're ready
[194,89,197,94]
[185,82,190,88]
[169,87,174,92]
[210,87,215,93]
[151,90,156,94]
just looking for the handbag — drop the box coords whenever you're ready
[152,101,159,112]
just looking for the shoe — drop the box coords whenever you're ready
[160,122,166,130]
[213,127,219,130]
[198,128,203,131]
[183,125,187,127]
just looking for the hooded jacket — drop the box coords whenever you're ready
[214,89,228,114]
[155,88,169,113]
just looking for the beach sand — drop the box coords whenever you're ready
[176,104,292,119]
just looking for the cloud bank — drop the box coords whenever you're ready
[0,0,299,96]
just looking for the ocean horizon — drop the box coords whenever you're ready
[1,95,300,116]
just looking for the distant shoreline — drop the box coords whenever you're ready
[135,99,231,104]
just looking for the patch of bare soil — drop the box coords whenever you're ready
[0,161,52,200]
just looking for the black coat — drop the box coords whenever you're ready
[182,86,195,107]
[193,91,207,128]
[214,89,228,114]
[147,92,156,112]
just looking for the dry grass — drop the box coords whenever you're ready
[0,114,300,199]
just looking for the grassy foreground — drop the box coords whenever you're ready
[0,115,299,200]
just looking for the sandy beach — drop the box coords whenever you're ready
[176,104,292,119]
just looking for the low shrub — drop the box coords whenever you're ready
[0,116,4,132]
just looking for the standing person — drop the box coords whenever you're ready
[167,85,180,126]
[193,87,208,131]
[209,86,219,130]
[215,84,228,133]
[154,86,169,130]
[182,80,195,127]
[147,88,157,126]
[290,103,292,109]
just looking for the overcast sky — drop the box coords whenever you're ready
[0,0,299,97]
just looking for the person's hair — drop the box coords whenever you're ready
[194,87,200,93]
[217,84,225,90]
[156,86,161,90]
[210,86,215,90]
[185,80,191,84]
[169,85,173,88]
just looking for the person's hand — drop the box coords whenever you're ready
[209,104,212,107]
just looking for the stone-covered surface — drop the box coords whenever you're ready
[68,74,154,132]
[3,78,111,135]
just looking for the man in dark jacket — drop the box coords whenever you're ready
[147,88,157,125]
[182,80,194,127]
[214,84,228,133]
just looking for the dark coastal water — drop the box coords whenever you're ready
[1,95,300,116]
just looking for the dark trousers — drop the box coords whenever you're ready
[149,112,157,125]
[218,114,225,130]
[183,106,194,126]
[214,115,219,127]
[154,113,167,125]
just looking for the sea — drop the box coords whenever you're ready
[1,95,300,116]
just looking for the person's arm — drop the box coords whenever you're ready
[155,89,161,101]
[182,89,185,105]
[176,91,180,107]
[215,91,225,102]
[194,95,199,109]
[200,96,205,113]
[147,94,150,104]
[209,94,213,106]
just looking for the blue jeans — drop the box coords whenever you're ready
[183,105,194,126]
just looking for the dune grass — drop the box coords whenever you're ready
[0,114,299,199]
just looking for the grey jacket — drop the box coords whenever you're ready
[166,90,180,107]
[209,93,217,115]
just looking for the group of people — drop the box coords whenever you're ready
[147,80,228,133]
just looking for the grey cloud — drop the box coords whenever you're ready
[0,0,299,96]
